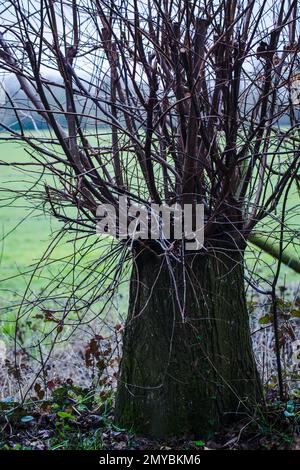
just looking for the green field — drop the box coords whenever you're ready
[0,137,131,341]
[0,135,299,339]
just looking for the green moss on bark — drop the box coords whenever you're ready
[115,249,262,437]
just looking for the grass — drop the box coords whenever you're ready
[0,386,298,450]
[0,136,130,345]
[0,133,299,292]
[0,133,298,339]
[0,133,299,451]
[0,138,74,291]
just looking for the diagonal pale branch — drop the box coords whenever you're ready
[249,234,300,274]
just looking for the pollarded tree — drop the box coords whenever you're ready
[0,0,299,436]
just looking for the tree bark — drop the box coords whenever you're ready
[115,248,262,437]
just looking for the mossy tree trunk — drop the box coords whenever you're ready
[115,248,262,437]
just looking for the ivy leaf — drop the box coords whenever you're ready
[259,314,273,325]
[193,440,205,447]
[21,415,35,423]
[284,400,295,417]
[57,411,76,421]
[290,310,300,318]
